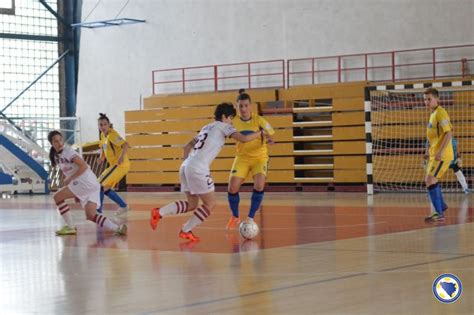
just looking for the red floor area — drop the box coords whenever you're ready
[1,202,472,254]
[53,204,474,253]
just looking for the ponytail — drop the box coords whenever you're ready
[49,147,57,167]
[47,130,62,167]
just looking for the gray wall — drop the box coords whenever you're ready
[77,0,474,142]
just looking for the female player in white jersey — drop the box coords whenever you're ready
[48,131,127,236]
[149,103,267,241]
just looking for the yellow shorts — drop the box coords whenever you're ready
[426,159,450,179]
[230,156,269,179]
[98,164,130,187]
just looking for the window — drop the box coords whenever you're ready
[0,0,15,15]
[0,0,59,120]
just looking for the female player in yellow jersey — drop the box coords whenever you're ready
[96,113,130,216]
[226,90,275,229]
[423,88,453,222]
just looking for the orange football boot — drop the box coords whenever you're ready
[179,230,200,241]
[150,208,162,230]
[225,216,240,230]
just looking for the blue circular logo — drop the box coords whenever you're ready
[432,274,462,303]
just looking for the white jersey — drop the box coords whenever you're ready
[55,146,82,177]
[184,121,236,170]
[55,146,100,207]
[55,146,96,180]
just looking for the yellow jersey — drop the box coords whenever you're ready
[99,129,130,166]
[232,113,275,159]
[426,105,453,161]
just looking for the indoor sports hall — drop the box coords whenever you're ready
[0,1,473,314]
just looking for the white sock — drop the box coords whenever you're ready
[93,214,119,231]
[182,205,210,232]
[57,201,74,227]
[160,200,189,216]
[455,170,469,190]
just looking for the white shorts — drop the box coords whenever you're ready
[68,170,101,208]
[179,163,214,195]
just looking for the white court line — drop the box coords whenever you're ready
[196,221,386,231]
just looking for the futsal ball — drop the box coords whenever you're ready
[239,220,259,240]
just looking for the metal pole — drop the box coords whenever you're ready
[391,52,395,81]
[365,54,368,81]
[214,66,218,91]
[182,69,185,93]
[39,0,69,27]
[282,60,285,89]
[152,72,155,95]
[337,56,341,83]
[248,63,251,89]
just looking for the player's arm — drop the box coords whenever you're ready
[230,129,264,143]
[64,156,88,185]
[424,140,429,160]
[183,137,197,159]
[435,110,453,161]
[109,131,129,165]
[259,116,276,144]
[435,131,452,161]
[117,141,130,165]
[97,148,106,165]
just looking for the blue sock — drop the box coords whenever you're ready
[435,184,447,213]
[428,184,443,214]
[97,187,105,213]
[427,192,447,212]
[228,192,240,218]
[248,189,264,219]
[105,189,127,208]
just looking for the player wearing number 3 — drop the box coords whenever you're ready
[149,103,267,241]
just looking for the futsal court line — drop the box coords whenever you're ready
[141,253,474,314]
[294,246,472,257]
[196,221,387,230]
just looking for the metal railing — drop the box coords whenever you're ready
[287,44,474,86]
[152,59,285,94]
[151,44,473,94]
[1,116,82,156]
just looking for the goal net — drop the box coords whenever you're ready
[370,87,473,192]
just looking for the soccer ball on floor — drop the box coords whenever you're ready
[239,219,259,240]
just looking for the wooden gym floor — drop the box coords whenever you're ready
[0,192,473,314]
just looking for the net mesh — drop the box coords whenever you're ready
[371,87,474,192]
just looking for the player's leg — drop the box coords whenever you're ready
[84,201,126,235]
[226,157,249,229]
[425,159,449,222]
[97,165,115,212]
[227,176,244,229]
[180,168,216,241]
[150,164,198,230]
[97,165,129,214]
[248,158,268,219]
[452,163,470,193]
[180,191,216,241]
[150,192,199,230]
[53,186,77,235]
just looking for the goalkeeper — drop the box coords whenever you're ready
[423,88,453,222]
